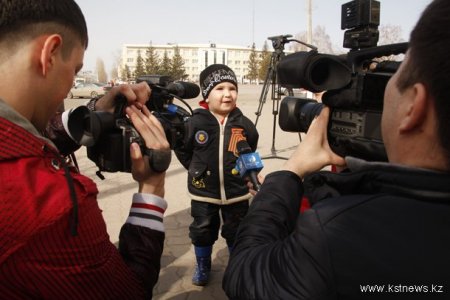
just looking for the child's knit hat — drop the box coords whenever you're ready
[199,64,238,99]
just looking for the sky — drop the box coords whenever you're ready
[75,0,432,75]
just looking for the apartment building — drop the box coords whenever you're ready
[120,43,265,83]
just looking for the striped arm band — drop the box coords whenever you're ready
[126,193,168,232]
[62,109,75,141]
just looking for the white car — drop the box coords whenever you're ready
[67,83,108,99]
[280,87,308,98]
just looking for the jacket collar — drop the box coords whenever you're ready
[0,98,56,149]
[304,156,450,204]
[195,106,242,120]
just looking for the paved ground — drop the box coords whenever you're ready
[65,84,303,299]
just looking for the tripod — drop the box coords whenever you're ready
[254,35,293,160]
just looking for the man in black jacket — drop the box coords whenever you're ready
[223,0,450,299]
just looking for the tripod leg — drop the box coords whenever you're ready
[270,97,278,154]
[255,54,275,126]
[263,96,287,160]
[254,81,270,126]
[257,48,289,160]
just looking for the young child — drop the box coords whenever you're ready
[174,64,259,286]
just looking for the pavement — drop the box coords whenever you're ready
[65,84,302,299]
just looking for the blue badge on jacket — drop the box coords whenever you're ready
[195,130,209,144]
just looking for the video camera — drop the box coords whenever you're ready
[68,75,199,176]
[278,0,407,161]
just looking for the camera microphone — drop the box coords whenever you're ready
[234,140,263,192]
[164,81,200,99]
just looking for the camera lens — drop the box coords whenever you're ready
[297,101,324,132]
[279,96,323,133]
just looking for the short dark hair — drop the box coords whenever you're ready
[0,0,88,56]
[397,0,450,166]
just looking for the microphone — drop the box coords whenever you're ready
[234,140,263,192]
[165,81,200,99]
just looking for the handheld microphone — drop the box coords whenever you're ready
[235,140,263,192]
[164,81,200,99]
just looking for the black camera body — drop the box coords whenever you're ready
[85,110,143,174]
[278,0,406,161]
[68,75,198,175]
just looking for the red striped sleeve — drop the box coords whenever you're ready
[126,193,168,232]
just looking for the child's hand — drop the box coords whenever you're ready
[247,174,265,196]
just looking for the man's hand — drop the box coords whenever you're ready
[126,105,170,197]
[94,82,151,113]
[283,107,345,179]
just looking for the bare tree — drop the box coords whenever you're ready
[376,24,405,61]
[291,25,334,54]
[96,58,108,83]
[378,24,405,45]
[110,49,121,81]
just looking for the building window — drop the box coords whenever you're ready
[127,58,134,63]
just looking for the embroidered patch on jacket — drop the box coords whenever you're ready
[228,128,246,156]
[192,178,206,189]
[195,130,208,145]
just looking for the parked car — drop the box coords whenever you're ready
[280,87,308,98]
[67,82,108,99]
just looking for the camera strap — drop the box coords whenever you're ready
[144,148,172,173]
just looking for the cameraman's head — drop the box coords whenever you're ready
[0,0,88,130]
[382,0,450,171]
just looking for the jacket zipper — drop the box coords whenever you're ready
[218,117,227,203]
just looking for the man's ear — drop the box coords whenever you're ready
[39,34,63,77]
[399,83,428,133]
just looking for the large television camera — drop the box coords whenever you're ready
[68,75,199,176]
[278,0,407,161]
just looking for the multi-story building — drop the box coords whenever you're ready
[120,43,265,83]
